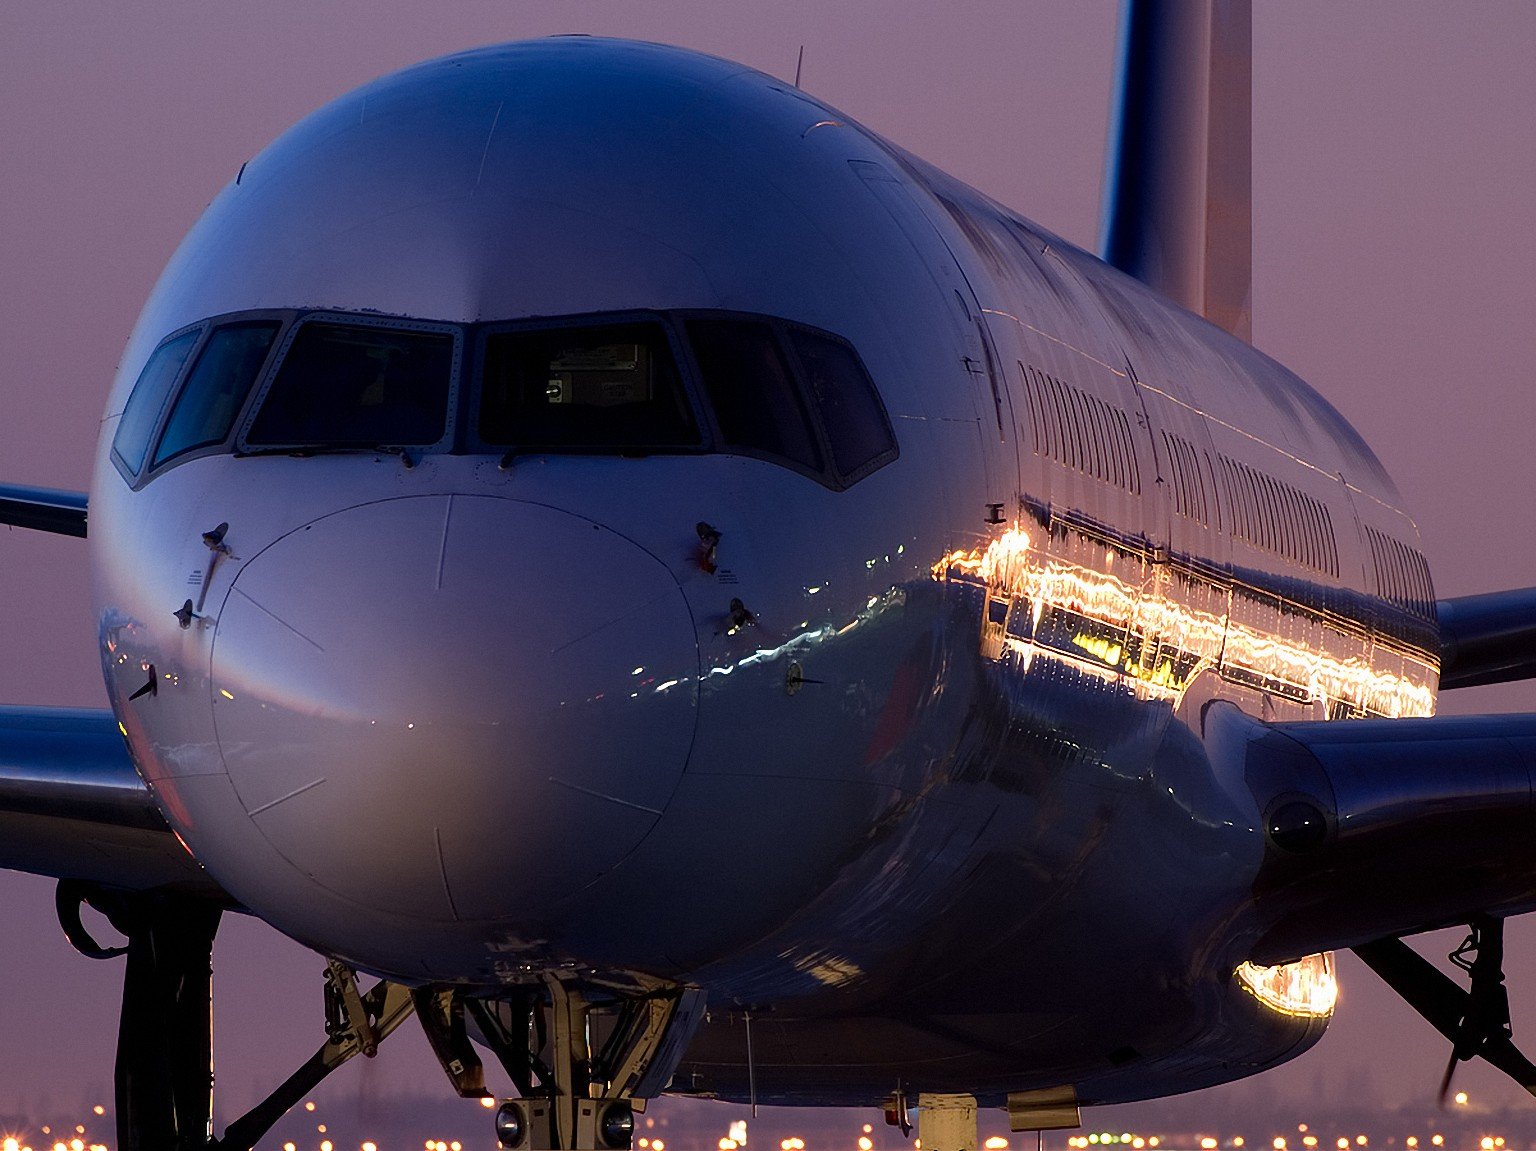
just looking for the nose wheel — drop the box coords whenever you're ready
[457,977,706,1151]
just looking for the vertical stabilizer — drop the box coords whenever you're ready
[1098,0,1252,342]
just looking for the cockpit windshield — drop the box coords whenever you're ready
[478,321,700,451]
[117,307,897,491]
[245,321,454,448]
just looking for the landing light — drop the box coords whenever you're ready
[494,1101,526,1149]
[1235,953,1337,1017]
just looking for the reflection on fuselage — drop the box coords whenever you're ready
[934,523,1435,720]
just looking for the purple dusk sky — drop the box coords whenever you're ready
[1,0,1535,1122]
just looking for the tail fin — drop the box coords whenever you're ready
[1098,0,1252,343]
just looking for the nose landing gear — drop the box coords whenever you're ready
[455,977,706,1151]
[58,881,704,1151]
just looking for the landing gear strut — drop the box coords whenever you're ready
[1354,914,1536,1104]
[58,882,414,1151]
[457,977,706,1151]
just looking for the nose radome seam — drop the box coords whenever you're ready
[208,493,700,924]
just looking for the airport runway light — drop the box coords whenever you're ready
[1232,1141,1242,1149]
[1355,1138,1367,1146]
[986,1139,1010,1150]
[1407,1139,1418,1148]
[1199,1138,1216,1149]
[720,1140,738,1150]
[1303,1137,1317,1146]
[1433,1138,1445,1146]
[1456,1094,1470,1106]
[364,1143,378,1151]
[861,1137,876,1150]
[305,1101,317,1112]
[321,1142,332,1151]
[283,1143,296,1151]
[1274,1138,1287,1149]
[1481,1139,1494,1150]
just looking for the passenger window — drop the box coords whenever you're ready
[153,322,279,468]
[787,329,897,480]
[246,322,453,447]
[686,318,823,472]
[479,322,699,451]
[112,330,201,474]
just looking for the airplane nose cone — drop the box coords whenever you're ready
[209,495,697,923]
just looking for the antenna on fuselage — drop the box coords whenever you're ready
[1099,0,1252,343]
[794,44,805,88]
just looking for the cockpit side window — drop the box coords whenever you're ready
[478,321,700,452]
[785,328,898,483]
[152,321,280,468]
[686,318,824,474]
[246,321,454,448]
[111,329,201,476]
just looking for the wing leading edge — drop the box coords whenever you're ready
[0,706,227,899]
[0,482,88,537]
[1437,586,1536,690]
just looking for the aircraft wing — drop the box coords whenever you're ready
[1234,705,1536,964]
[1437,586,1536,690]
[0,705,227,898]
[0,482,88,537]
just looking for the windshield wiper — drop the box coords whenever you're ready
[235,444,417,466]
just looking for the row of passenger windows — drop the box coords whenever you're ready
[1014,360,1350,580]
[1160,431,1209,526]
[1364,525,1436,621]
[111,310,898,490]
[1019,362,1142,494]
[1217,454,1340,578]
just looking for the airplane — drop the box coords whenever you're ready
[4,2,1536,1149]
